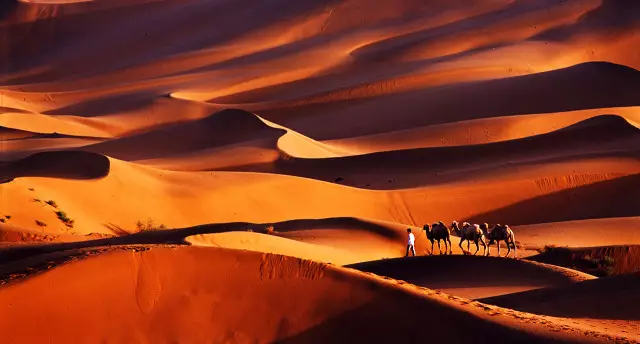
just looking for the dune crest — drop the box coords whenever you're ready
[0,150,110,183]
[1,0,639,341]
[0,246,633,343]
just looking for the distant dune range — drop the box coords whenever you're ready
[1,0,640,342]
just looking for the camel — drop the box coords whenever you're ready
[450,221,488,256]
[482,223,517,258]
[423,221,452,255]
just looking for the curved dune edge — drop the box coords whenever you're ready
[0,111,113,138]
[245,61,639,140]
[184,232,376,266]
[0,150,110,183]
[325,107,640,154]
[512,217,640,249]
[3,151,638,236]
[0,215,540,267]
[347,255,595,299]
[527,244,640,277]
[183,219,540,266]
[0,246,632,343]
[243,114,640,190]
[478,272,640,320]
[115,108,640,173]
[81,108,287,162]
[215,108,640,161]
[1,106,637,170]
[182,217,412,265]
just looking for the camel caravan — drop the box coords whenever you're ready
[421,221,517,258]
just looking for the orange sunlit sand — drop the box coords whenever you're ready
[1,0,639,343]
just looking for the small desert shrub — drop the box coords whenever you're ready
[28,188,35,192]
[265,225,275,235]
[577,254,616,277]
[5,215,11,220]
[136,218,167,232]
[55,211,74,228]
[540,244,570,254]
[32,198,42,203]
[0,218,5,223]
[45,200,58,208]
[35,220,47,227]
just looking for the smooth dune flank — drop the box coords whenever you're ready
[1,0,639,342]
[0,246,632,343]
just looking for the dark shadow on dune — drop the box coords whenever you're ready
[0,217,399,267]
[262,217,401,240]
[0,129,105,141]
[533,0,640,41]
[259,62,640,140]
[465,174,640,226]
[0,126,39,141]
[276,290,577,344]
[346,255,584,291]
[0,0,340,85]
[43,93,159,118]
[526,245,640,277]
[0,0,18,22]
[0,150,111,183]
[212,43,511,104]
[478,273,640,320]
[225,114,640,189]
[350,0,545,63]
[81,108,284,161]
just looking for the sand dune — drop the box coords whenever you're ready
[479,272,640,320]
[478,272,640,339]
[529,244,640,277]
[84,108,284,161]
[466,173,640,226]
[1,0,639,341]
[0,216,418,265]
[0,246,632,343]
[0,150,109,183]
[0,110,113,137]
[247,114,640,189]
[256,62,640,140]
[326,106,640,154]
[185,232,368,266]
[0,127,104,160]
[1,150,637,236]
[348,255,594,299]
[512,217,640,249]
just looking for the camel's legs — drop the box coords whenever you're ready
[497,240,501,257]
[482,238,488,256]
[447,237,452,254]
[430,240,434,256]
[467,240,471,252]
[473,240,480,255]
[437,240,442,255]
[459,237,464,252]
